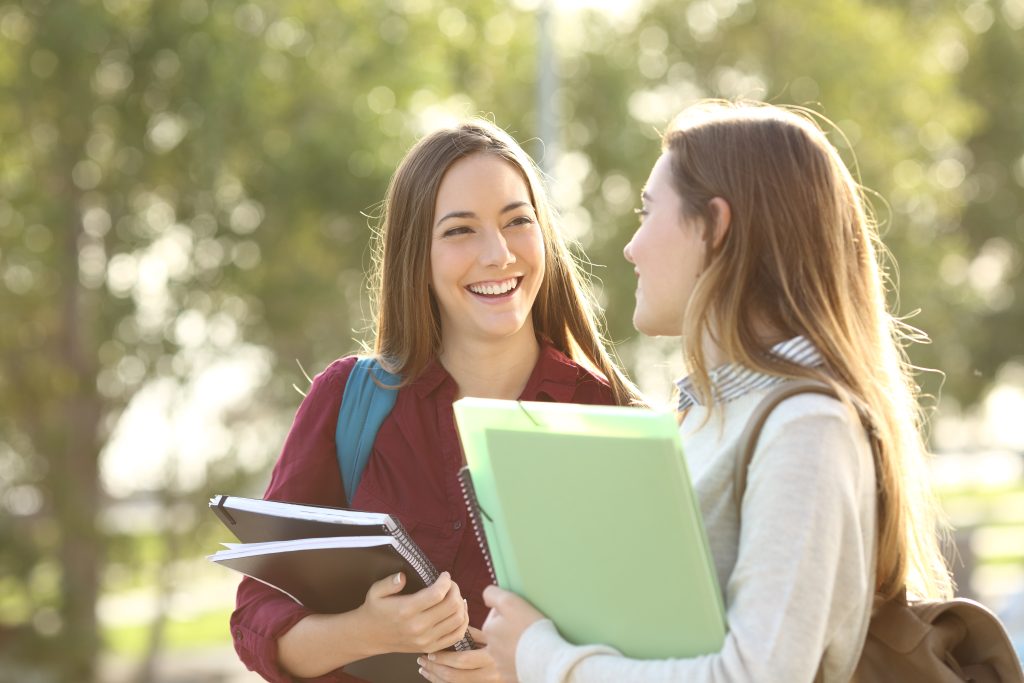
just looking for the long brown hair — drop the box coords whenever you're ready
[664,100,951,600]
[370,119,640,406]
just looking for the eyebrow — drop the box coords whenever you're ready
[434,201,532,228]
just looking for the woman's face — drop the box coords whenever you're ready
[429,153,545,346]
[624,152,707,337]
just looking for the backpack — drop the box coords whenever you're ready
[334,357,400,507]
[735,379,1024,683]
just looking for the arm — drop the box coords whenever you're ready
[230,359,469,680]
[230,359,356,681]
[488,400,875,683]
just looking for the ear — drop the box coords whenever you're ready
[706,197,732,250]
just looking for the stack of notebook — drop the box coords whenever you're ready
[208,495,472,682]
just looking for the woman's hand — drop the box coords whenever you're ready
[416,626,506,682]
[358,571,471,655]
[480,585,546,682]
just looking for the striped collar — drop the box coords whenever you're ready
[675,336,825,411]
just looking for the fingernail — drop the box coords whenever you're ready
[418,667,426,677]
[427,653,436,661]
[393,572,402,584]
[416,657,424,666]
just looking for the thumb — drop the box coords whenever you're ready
[482,584,508,610]
[367,571,406,600]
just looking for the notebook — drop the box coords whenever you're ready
[208,495,472,682]
[453,399,726,660]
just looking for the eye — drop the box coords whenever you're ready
[441,226,473,238]
[506,215,535,228]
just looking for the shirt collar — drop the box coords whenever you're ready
[674,335,824,411]
[519,341,582,403]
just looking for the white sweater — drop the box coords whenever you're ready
[515,388,877,683]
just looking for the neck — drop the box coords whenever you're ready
[439,328,541,400]
[698,316,787,369]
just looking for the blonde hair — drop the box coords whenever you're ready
[370,119,641,406]
[664,100,951,600]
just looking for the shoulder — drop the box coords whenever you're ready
[748,389,873,486]
[760,391,862,437]
[304,355,392,406]
[309,355,359,391]
[534,343,616,405]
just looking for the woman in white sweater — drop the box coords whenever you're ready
[468,101,953,683]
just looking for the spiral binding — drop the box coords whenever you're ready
[388,518,476,652]
[457,466,497,585]
[387,518,438,582]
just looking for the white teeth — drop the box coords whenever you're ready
[469,278,518,296]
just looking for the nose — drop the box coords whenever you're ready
[481,227,515,267]
[623,237,635,264]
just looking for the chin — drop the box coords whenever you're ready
[633,316,679,338]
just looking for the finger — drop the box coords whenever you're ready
[482,584,508,610]
[467,626,487,645]
[416,660,447,683]
[419,582,466,630]
[367,571,406,600]
[409,571,453,611]
[425,647,490,670]
[419,654,487,682]
[425,611,472,654]
[482,609,498,635]
[423,606,469,649]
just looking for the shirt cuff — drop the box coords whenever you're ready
[515,619,620,683]
[232,606,311,683]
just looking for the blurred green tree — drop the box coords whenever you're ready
[1,0,1020,680]
[946,5,1024,405]
[556,0,986,410]
[0,0,538,679]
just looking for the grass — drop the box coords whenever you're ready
[103,608,234,655]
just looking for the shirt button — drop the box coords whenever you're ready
[453,520,463,530]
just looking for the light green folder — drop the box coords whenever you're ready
[453,398,726,660]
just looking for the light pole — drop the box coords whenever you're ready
[536,0,560,179]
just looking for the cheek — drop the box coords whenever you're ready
[513,230,546,273]
[429,243,460,287]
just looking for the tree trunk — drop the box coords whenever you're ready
[52,164,103,683]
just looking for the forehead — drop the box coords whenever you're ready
[645,152,675,194]
[434,153,531,212]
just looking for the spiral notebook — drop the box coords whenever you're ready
[453,399,727,660]
[208,495,473,682]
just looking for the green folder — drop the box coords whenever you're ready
[453,398,726,660]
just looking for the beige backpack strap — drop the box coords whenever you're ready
[732,379,841,683]
[733,379,839,515]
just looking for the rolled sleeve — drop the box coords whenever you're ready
[228,357,361,682]
[230,576,313,682]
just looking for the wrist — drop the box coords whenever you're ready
[345,603,389,659]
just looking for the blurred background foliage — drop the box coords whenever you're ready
[0,0,1022,680]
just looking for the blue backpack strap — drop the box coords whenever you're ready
[335,358,400,505]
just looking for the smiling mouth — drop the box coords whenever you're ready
[466,276,522,298]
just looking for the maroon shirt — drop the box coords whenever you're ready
[230,342,617,682]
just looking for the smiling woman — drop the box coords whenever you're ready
[228,119,641,683]
[429,154,545,377]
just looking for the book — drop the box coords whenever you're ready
[208,495,473,683]
[453,399,727,660]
